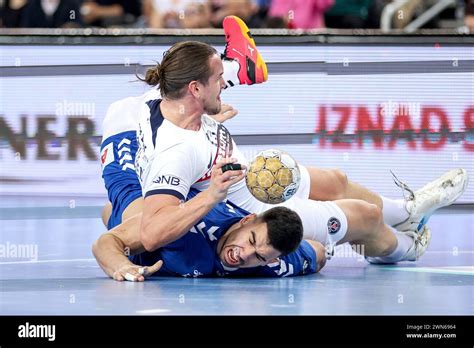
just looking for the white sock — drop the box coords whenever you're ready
[222,59,240,88]
[369,228,415,263]
[381,196,409,226]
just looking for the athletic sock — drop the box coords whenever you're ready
[381,196,409,227]
[222,58,240,88]
[368,227,415,263]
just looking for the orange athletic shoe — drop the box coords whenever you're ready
[222,15,268,85]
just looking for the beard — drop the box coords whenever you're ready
[203,98,221,115]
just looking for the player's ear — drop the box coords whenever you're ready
[188,80,200,98]
[240,213,257,225]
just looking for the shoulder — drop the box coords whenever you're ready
[155,137,198,161]
[107,93,152,117]
[102,90,160,139]
[102,97,138,139]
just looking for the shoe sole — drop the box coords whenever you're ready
[416,169,469,230]
[224,16,268,82]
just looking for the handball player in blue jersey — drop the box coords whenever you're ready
[93,186,326,280]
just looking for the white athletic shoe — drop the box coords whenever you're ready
[393,168,469,232]
[365,225,432,264]
[402,225,432,261]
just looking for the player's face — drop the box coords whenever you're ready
[201,54,225,115]
[218,216,281,269]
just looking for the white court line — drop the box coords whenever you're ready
[1,252,471,266]
[136,309,171,314]
[382,266,474,276]
[0,258,95,265]
[426,251,474,254]
[441,266,474,272]
[271,304,295,308]
[1,252,471,268]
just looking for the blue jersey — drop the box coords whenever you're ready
[130,190,318,278]
[101,130,142,229]
[100,89,160,229]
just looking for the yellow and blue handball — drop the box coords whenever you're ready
[246,149,301,204]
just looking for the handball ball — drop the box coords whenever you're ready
[245,149,301,204]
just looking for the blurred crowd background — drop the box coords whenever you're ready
[0,0,473,31]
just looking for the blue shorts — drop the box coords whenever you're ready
[100,130,142,230]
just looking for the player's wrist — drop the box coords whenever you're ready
[201,188,222,206]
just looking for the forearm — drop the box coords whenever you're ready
[305,239,327,272]
[92,233,134,278]
[141,191,216,251]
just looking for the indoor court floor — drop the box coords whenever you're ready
[0,197,472,316]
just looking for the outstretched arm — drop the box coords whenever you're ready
[210,104,238,123]
[92,213,162,282]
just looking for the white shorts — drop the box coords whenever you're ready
[233,165,348,245]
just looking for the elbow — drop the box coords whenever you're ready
[315,245,327,273]
[305,239,327,273]
[140,223,162,252]
[316,253,327,273]
[91,238,100,259]
[92,235,111,262]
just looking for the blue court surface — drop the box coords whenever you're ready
[0,197,472,316]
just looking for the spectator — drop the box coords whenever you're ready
[210,0,261,28]
[135,0,151,27]
[80,0,141,27]
[181,2,212,28]
[263,16,286,28]
[391,0,422,29]
[21,0,83,28]
[365,0,389,28]
[1,0,28,27]
[252,0,272,27]
[324,0,372,29]
[144,0,201,28]
[464,0,474,31]
[268,0,334,29]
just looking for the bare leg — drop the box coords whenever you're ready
[307,167,383,208]
[334,199,397,257]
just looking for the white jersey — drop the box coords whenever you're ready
[136,98,249,202]
[102,88,161,140]
[136,98,348,245]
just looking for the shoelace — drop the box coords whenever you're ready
[409,229,427,245]
[390,170,425,230]
[418,235,428,246]
[390,170,415,202]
